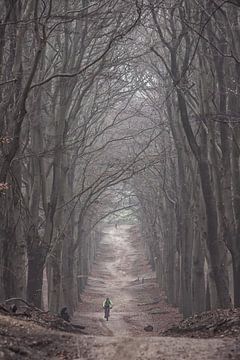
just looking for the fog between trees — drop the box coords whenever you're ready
[0,0,240,318]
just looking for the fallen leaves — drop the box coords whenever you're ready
[164,308,240,338]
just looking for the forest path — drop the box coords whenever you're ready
[72,225,232,359]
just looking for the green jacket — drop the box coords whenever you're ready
[103,298,113,308]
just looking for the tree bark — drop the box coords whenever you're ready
[27,245,45,308]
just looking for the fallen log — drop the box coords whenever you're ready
[71,323,85,330]
[4,298,46,314]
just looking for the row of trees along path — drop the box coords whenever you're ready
[2,0,240,322]
[72,225,232,360]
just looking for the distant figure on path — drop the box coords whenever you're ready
[60,307,70,322]
[115,223,118,229]
[103,297,113,321]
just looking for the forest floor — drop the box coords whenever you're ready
[0,224,240,359]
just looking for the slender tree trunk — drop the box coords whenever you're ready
[48,240,62,313]
[27,245,45,307]
[192,230,205,313]
[232,251,240,306]
[62,234,75,314]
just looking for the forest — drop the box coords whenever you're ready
[0,0,240,322]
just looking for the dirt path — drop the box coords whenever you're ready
[72,225,233,359]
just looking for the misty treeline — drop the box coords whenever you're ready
[0,0,240,319]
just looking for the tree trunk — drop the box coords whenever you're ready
[62,235,75,314]
[27,246,45,308]
[192,231,205,313]
[198,158,231,308]
[48,241,62,313]
[232,251,240,306]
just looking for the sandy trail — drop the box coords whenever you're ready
[97,225,140,335]
[73,225,232,359]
